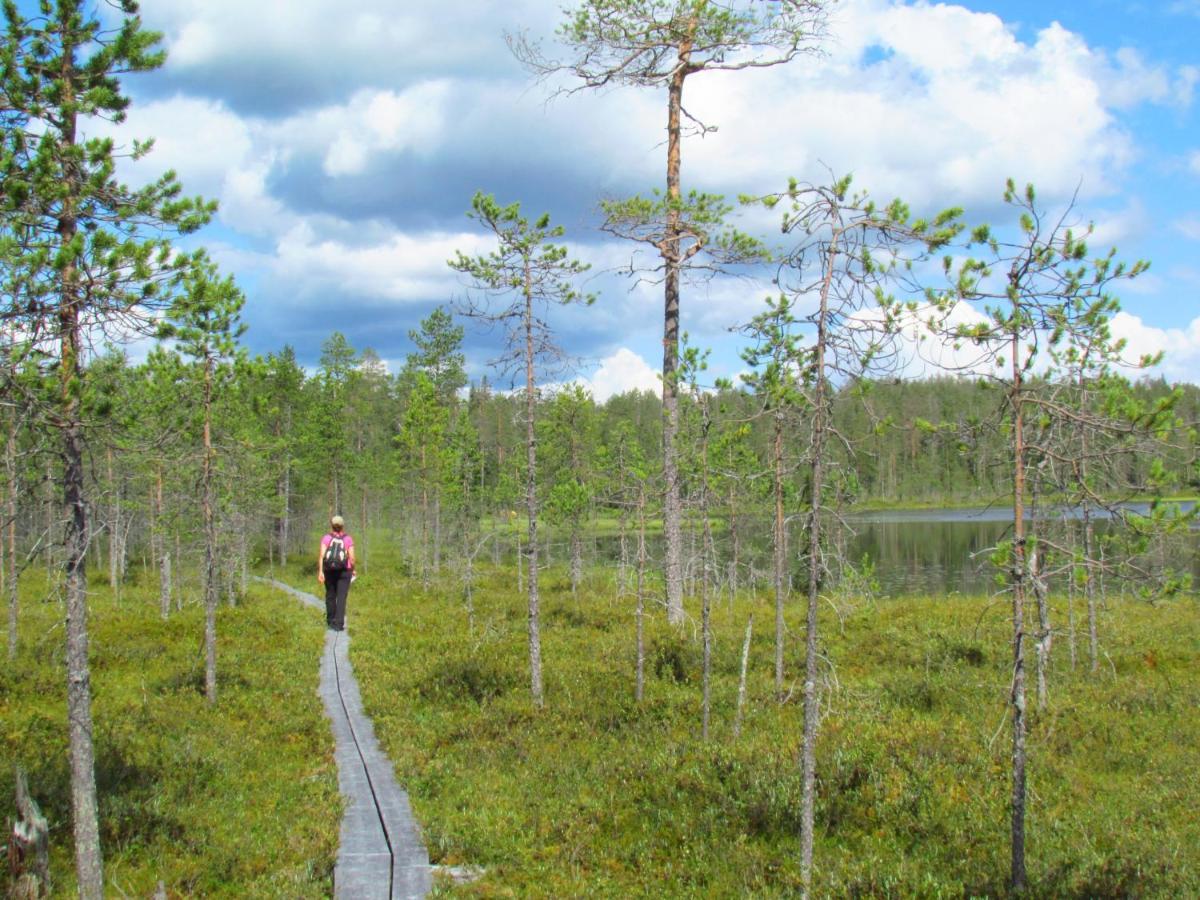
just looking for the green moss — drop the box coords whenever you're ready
[335,555,1200,898]
[2,574,338,897]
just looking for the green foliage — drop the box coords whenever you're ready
[319,548,1200,897]
[1,574,338,896]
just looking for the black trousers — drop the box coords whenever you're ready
[324,568,352,630]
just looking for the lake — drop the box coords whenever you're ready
[544,502,1199,599]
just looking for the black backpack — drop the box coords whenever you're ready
[323,535,348,573]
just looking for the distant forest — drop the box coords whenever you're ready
[4,322,1195,586]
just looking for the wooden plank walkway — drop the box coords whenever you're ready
[258,577,432,898]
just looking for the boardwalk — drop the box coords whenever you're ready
[259,578,431,899]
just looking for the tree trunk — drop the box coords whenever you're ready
[728,481,740,609]
[56,76,104,892]
[524,262,543,708]
[773,412,787,696]
[1083,503,1099,674]
[6,414,18,661]
[1032,542,1051,710]
[733,615,753,740]
[636,486,647,704]
[799,250,834,897]
[160,552,172,621]
[661,33,693,628]
[278,453,291,567]
[1066,564,1077,670]
[44,456,55,578]
[202,355,219,705]
[433,493,442,576]
[617,505,629,598]
[570,527,583,599]
[1009,335,1029,896]
[361,486,369,573]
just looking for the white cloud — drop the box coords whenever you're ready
[685,2,1140,207]
[93,95,252,195]
[272,223,493,303]
[575,348,661,401]
[319,83,451,176]
[1110,312,1200,382]
[100,0,1194,377]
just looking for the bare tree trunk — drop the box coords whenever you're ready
[733,615,753,739]
[174,533,183,612]
[1066,565,1077,670]
[106,448,118,594]
[202,355,219,705]
[278,457,291,567]
[728,482,740,609]
[420,452,430,589]
[44,456,55,578]
[360,486,369,573]
[1031,542,1051,710]
[1009,338,1029,896]
[64,417,102,898]
[701,513,712,741]
[160,552,171,620]
[516,529,523,595]
[772,412,787,696]
[1083,503,1099,674]
[617,505,629,596]
[700,399,714,740]
[799,239,842,897]
[239,514,248,598]
[433,493,442,575]
[6,414,18,661]
[524,263,543,708]
[636,486,647,704]
[570,527,583,599]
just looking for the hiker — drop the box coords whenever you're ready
[318,515,356,631]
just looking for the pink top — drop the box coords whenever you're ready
[321,532,355,567]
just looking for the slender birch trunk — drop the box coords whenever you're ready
[733,615,753,739]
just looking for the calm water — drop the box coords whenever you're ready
[558,502,1198,598]
[844,502,1197,596]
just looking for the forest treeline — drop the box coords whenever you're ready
[3,319,1195,596]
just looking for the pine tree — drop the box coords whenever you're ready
[513,0,830,625]
[164,258,246,705]
[0,2,212,891]
[450,192,593,707]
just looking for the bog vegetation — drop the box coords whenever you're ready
[1,0,1197,897]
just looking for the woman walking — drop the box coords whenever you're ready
[318,515,356,631]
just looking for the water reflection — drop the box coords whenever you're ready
[567,503,1197,598]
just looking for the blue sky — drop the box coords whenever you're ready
[97,0,1199,395]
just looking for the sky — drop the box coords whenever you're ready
[93,0,1200,397]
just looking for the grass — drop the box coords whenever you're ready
[5,547,1197,897]
[1,569,339,897]
[316,550,1198,898]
